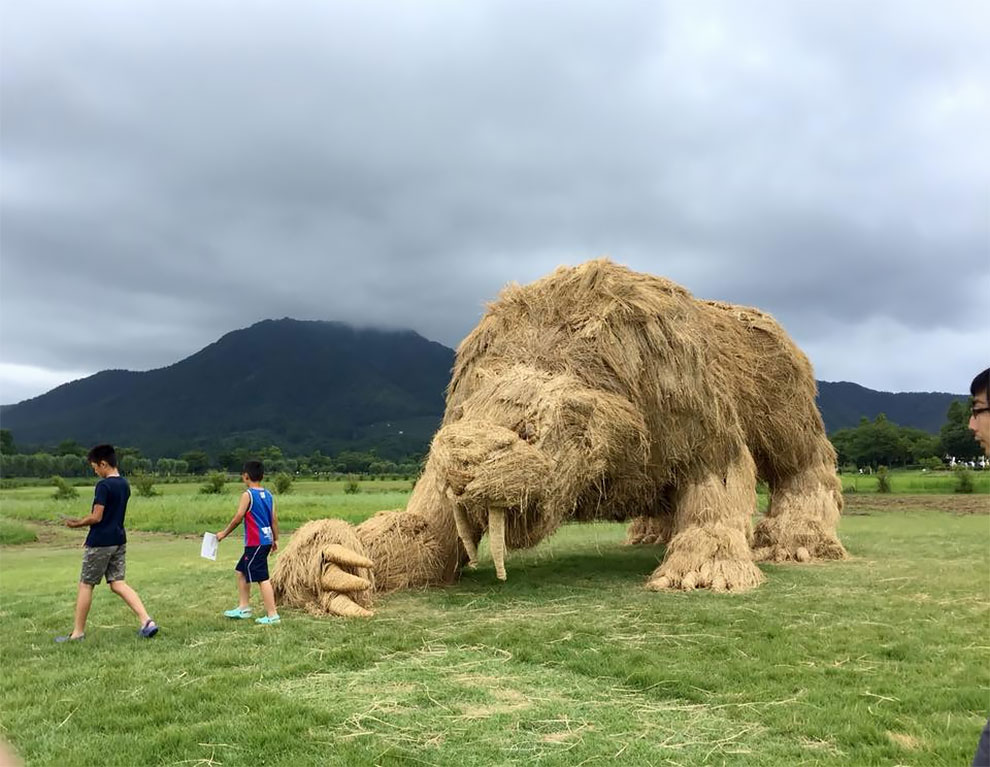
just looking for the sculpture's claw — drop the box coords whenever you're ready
[322,593,374,618]
[320,564,372,593]
[323,543,373,570]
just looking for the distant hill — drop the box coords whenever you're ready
[1,320,967,458]
[0,319,455,459]
[815,381,966,433]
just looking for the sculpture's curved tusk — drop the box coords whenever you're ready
[488,506,507,581]
[451,501,479,567]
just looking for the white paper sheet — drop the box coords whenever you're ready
[200,532,218,561]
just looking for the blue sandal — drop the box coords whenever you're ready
[138,619,159,638]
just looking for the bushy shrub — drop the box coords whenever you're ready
[343,475,360,494]
[51,475,78,500]
[919,457,944,472]
[132,473,158,497]
[273,472,293,495]
[200,472,227,495]
[954,467,975,494]
[876,466,891,494]
[840,463,858,475]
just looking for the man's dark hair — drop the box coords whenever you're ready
[971,368,990,397]
[87,444,118,467]
[243,460,264,482]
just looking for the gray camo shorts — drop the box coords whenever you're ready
[80,544,126,585]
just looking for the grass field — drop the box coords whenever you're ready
[0,482,988,766]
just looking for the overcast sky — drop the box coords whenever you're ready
[1,0,987,405]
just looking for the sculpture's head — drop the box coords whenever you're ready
[432,364,649,545]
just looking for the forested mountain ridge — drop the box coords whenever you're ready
[1,320,968,458]
[1,319,455,458]
[815,380,967,433]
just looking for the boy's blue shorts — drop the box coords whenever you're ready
[235,545,272,583]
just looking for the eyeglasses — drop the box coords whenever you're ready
[973,406,990,418]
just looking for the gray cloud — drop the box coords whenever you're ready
[2,0,987,403]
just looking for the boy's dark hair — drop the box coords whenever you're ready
[87,444,118,467]
[971,368,990,397]
[243,460,264,482]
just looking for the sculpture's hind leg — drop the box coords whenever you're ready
[752,438,847,563]
[646,447,763,592]
[624,487,675,545]
[624,513,675,545]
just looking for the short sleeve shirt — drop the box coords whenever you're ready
[85,476,130,547]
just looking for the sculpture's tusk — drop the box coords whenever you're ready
[488,506,507,581]
[451,501,479,567]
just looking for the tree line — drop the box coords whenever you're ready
[829,400,982,469]
[0,432,423,479]
[0,397,982,480]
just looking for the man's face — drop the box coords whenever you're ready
[969,388,990,457]
[90,461,110,478]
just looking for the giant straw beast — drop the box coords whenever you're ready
[273,260,846,616]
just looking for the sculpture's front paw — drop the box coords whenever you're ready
[645,524,764,593]
[272,519,375,617]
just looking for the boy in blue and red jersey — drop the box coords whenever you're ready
[216,460,281,624]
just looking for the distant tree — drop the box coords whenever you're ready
[875,466,892,493]
[939,400,982,461]
[199,472,227,494]
[954,466,975,494]
[55,439,86,456]
[0,430,17,455]
[59,454,88,477]
[27,453,56,478]
[133,473,159,497]
[272,472,293,495]
[120,455,152,475]
[51,475,78,500]
[181,450,211,475]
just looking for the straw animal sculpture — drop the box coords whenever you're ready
[273,259,846,617]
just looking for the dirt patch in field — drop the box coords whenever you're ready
[843,494,989,515]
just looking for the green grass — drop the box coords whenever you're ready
[0,483,988,766]
[0,517,37,545]
[0,480,412,536]
[839,468,990,494]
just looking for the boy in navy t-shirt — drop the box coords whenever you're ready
[57,444,159,642]
[216,460,281,624]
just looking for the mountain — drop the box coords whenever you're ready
[815,381,967,434]
[0,319,455,459]
[1,320,968,458]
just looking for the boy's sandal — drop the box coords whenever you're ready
[255,615,281,625]
[55,633,85,643]
[138,619,159,638]
[223,607,253,619]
